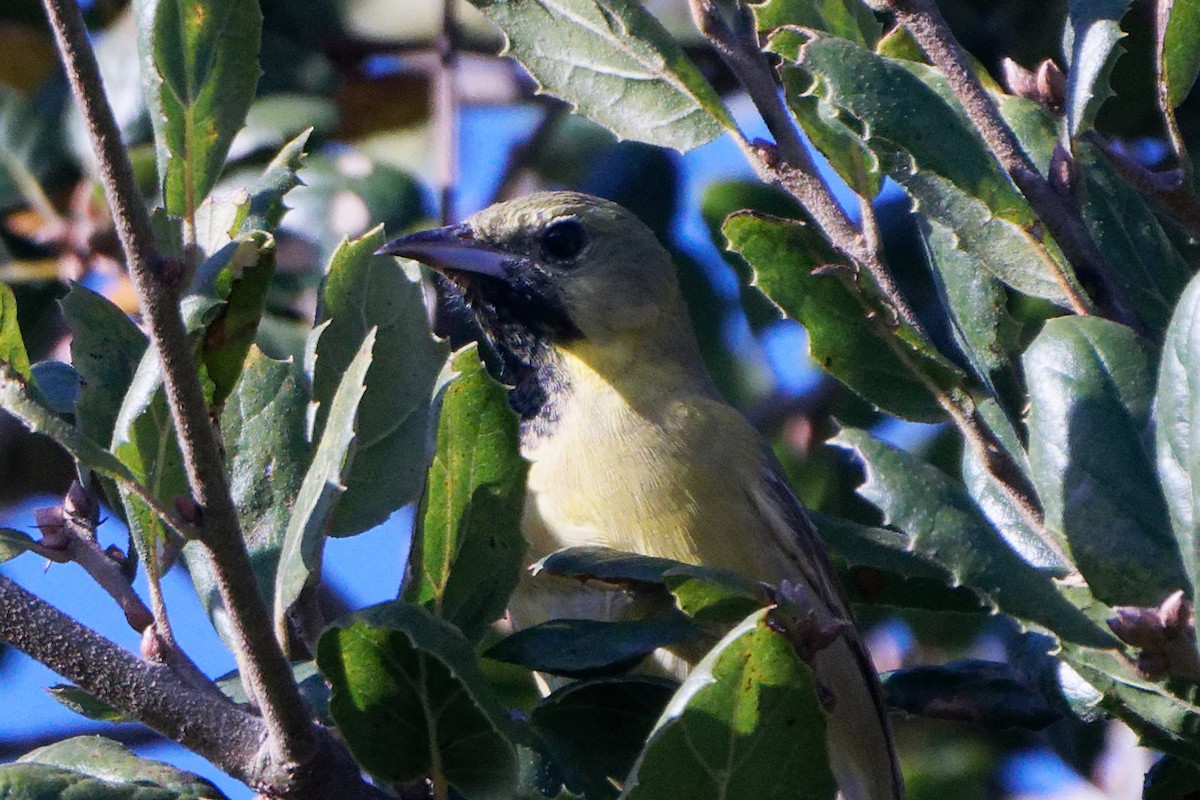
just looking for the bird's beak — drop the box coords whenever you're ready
[376,223,509,279]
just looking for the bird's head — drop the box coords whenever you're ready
[377,192,684,354]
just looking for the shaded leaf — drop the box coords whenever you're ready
[31,361,81,416]
[0,85,64,211]
[1063,0,1134,139]
[136,0,263,217]
[1155,271,1200,644]
[3,736,225,799]
[215,661,330,724]
[0,527,38,564]
[831,427,1116,647]
[622,608,837,800]
[1144,755,1200,800]
[189,348,310,648]
[312,225,447,537]
[404,344,527,643]
[723,210,958,421]
[485,618,703,679]
[274,328,373,634]
[531,677,676,800]
[1025,316,1185,606]
[1159,0,1200,108]
[317,602,518,798]
[882,659,1060,729]
[1076,140,1191,332]
[471,0,729,151]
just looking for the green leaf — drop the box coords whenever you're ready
[1145,756,1200,800]
[215,661,331,724]
[312,225,447,537]
[31,361,81,416]
[916,216,1016,389]
[1063,0,1134,139]
[46,686,130,723]
[831,427,1116,647]
[622,608,837,800]
[0,282,29,380]
[1024,316,1186,606]
[0,365,135,485]
[404,344,527,643]
[881,659,1060,729]
[485,618,703,678]
[1160,0,1200,108]
[60,283,149,451]
[535,546,685,585]
[317,602,518,797]
[530,677,676,800]
[238,130,310,234]
[770,31,1081,306]
[723,210,957,421]
[188,348,310,648]
[752,0,881,46]
[274,328,374,634]
[2,736,225,799]
[1075,141,1192,332]
[0,85,64,212]
[0,527,38,564]
[1155,271,1200,643]
[470,0,729,151]
[810,511,987,612]
[136,0,263,217]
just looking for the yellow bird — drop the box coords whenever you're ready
[380,192,902,800]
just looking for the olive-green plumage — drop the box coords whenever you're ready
[382,192,902,800]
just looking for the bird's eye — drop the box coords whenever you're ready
[541,218,588,262]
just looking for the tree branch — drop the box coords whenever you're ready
[878,0,1147,332]
[38,0,315,768]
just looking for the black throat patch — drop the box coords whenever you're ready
[438,266,579,438]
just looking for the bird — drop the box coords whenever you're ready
[379,191,902,800]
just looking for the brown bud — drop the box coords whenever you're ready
[1035,60,1066,111]
[33,506,69,551]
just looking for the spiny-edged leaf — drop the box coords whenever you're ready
[274,328,373,637]
[1156,271,1200,645]
[1063,0,1134,139]
[1024,317,1186,606]
[811,511,987,612]
[0,527,38,564]
[1059,642,1200,763]
[771,31,1081,306]
[723,210,958,421]
[531,677,676,800]
[752,0,881,46]
[485,618,703,679]
[317,602,518,798]
[916,216,1016,389]
[470,0,729,151]
[46,686,130,723]
[0,85,63,211]
[188,349,309,649]
[312,225,446,537]
[1160,0,1200,108]
[0,282,29,379]
[239,129,310,233]
[1076,140,1192,332]
[960,399,1070,573]
[881,660,1060,729]
[198,232,275,406]
[622,608,837,800]
[135,0,263,217]
[831,427,1116,647]
[404,344,526,643]
[60,283,149,450]
[0,365,134,484]
[7,736,225,799]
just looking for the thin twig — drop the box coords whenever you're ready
[878,0,1148,333]
[39,0,315,769]
[687,0,925,337]
[435,0,460,224]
